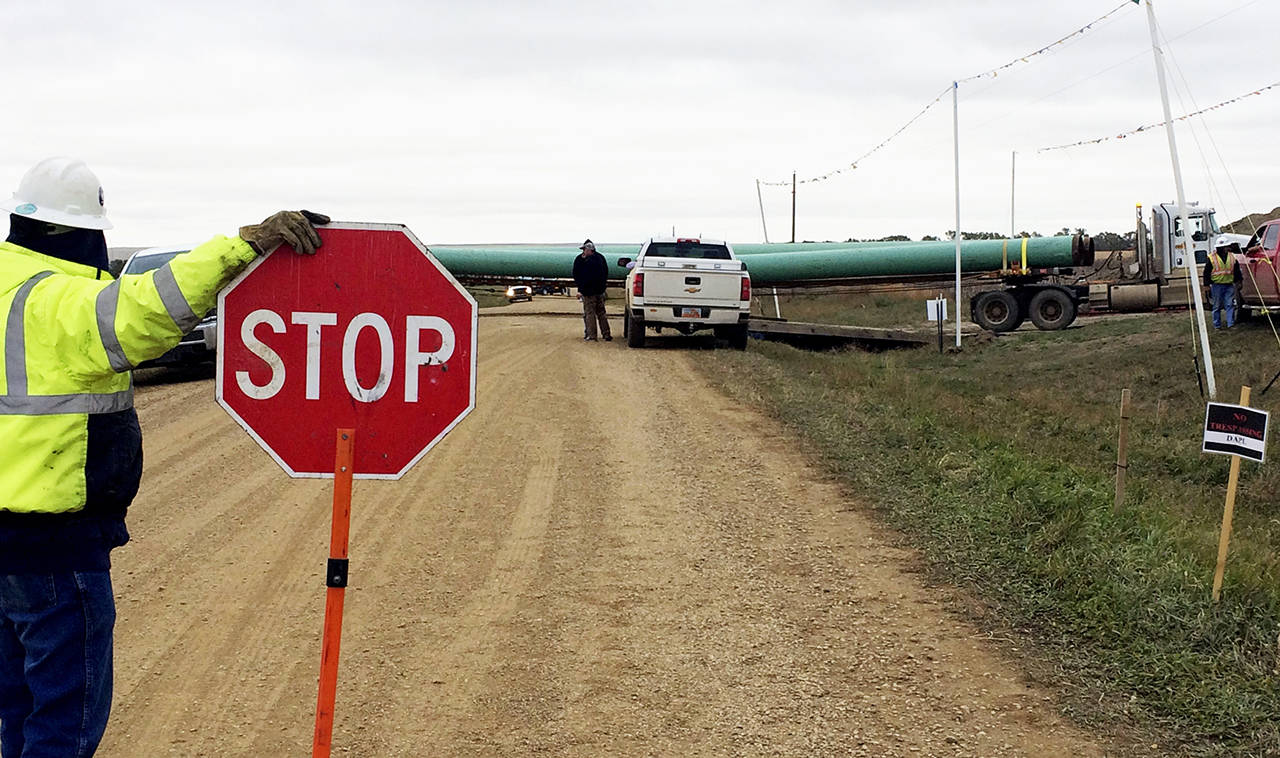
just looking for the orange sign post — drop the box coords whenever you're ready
[312,429,355,758]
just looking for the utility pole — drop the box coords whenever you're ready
[1144,0,1216,398]
[952,82,962,349]
[1010,150,1017,239]
[790,171,796,244]
[756,179,770,243]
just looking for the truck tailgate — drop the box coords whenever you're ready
[639,258,744,305]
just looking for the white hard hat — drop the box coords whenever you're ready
[0,157,112,230]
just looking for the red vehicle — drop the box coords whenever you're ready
[1236,220,1280,315]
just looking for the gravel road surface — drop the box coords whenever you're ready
[98,296,1112,757]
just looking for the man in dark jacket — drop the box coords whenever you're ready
[573,239,611,341]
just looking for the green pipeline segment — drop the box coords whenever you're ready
[427,236,1092,287]
[737,236,1091,284]
[428,244,639,281]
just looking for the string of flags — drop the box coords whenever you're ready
[758,1,1136,188]
[957,1,1134,84]
[758,87,951,187]
[1038,80,1280,153]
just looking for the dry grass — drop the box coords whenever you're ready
[699,298,1280,756]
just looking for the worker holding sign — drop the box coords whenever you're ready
[0,156,327,758]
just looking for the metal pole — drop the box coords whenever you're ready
[1145,0,1216,399]
[790,171,796,244]
[1010,150,1017,239]
[772,287,782,319]
[953,82,962,349]
[756,179,770,244]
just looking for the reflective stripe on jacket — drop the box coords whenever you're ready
[0,235,256,515]
[1208,251,1234,285]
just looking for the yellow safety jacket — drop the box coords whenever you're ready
[0,236,256,516]
[1208,251,1234,285]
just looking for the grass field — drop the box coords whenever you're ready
[753,281,989,329]
[701,290,1280,756]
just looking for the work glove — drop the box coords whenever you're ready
[239,210,330,256]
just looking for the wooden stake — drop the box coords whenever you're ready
[313,428,355,758]
[1211,387,1250,603]
[1114,388,1132,511]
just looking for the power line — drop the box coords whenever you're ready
[758,2,1135,187]
[1037,80,1280,153]
[758,86,951,187]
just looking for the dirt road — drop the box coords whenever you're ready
[99,298,1112,757]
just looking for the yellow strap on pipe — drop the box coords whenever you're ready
[1021,238,1029,272]
[1002,239,1008,271]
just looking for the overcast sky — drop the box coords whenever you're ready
[3,0,1276,247]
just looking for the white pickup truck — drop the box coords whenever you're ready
[618,237,752,349]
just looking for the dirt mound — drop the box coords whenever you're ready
[1222,207,1280,235]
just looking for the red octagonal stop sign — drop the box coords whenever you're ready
[216,222,477,478]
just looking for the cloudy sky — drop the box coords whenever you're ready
[3,0,1276,248]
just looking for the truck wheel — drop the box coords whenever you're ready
[972,291,1022,332]
[728,324,749,350]
[627,312,645,348]
[1028,289,1077,330]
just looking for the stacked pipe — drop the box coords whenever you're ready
[427,236,1093,287]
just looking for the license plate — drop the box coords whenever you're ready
[680,307,702,318]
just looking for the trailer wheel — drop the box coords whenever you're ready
[972,291,1022,332]
[1028,289,1077,331]
[626,312,646,348]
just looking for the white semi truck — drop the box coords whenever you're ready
[971,202,1252,332]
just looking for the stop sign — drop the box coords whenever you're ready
[216,222,477,478]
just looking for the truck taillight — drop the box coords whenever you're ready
[633,272,644,297]
[740,276,751,301]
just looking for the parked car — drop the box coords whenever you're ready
[119,246,217,367]
[506,285,534,303]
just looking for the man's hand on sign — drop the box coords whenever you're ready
[238,210,330,256]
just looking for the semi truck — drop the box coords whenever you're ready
[970,202,1253,332]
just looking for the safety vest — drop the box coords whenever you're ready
[1209,251,1234,285]
[0,236,256,514]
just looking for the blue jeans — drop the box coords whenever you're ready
[1210,283,1235,328]
[0,572,114,758]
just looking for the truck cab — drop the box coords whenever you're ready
[1084,202,1251,317]
[1150,202,1237,272]
[619,237,752,349]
